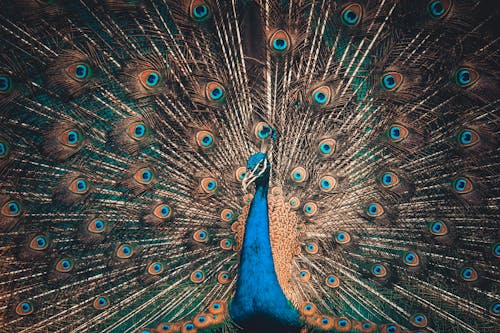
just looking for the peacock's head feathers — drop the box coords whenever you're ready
[242,152,270,190]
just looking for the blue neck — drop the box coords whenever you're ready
[229,179,300,330]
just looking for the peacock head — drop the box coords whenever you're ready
[242,152,270,190]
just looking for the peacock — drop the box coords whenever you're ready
[0,0,499,332]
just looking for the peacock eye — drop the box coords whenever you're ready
[460,266,478,282]
[403,251,420,267]
[88,218,107,233]
[205,82,225,102]
[335,231,351,245]
[59,129,83,147]
[410,313,428,328]
[195,130,215,148]
[147,262,164,275]
[66,63,91,82]
[269,30,291,52]
[15,301,34,316]
[134,167,154,185]
[335,318,351,330]
[452,176,473,194]
[290,166,308,183]
[190,270,205,283]
[427,0,452,19]
[56,258,74,273]
[288,196,301,210]
[190,0,211,22]
[69,178,90,194]
[234,166,246,182]
[127,122,149,141]
[492,243,500,258]
[0,75,12,93]
[341,3,362,26]
[93,296,110,310]
[362,322,372,329]
[371,263,388,277]
[298,270,310,282]
[303,201,318,217]
[29,235,49,251]
[311,86,331,105]
[1,199,21,217]
[366,203,384,217]
[153,203,172,219]
[193,229,209,243]
[116,244,133,259]
[220,238,233,250]
[254,122,272,140]
[325,275,340,288]
[319,175,336,192]
[383,325,399,333]
[200,177,218,194]
[388,124,409,142]
[220,208,234,222]
[217,271,230,284]
[381,71,403,91]
[319,316,333,329]
[304,241,319,254]
[454,67,479,88]
[300,302,316,316]
[457,129,480,147]
[318,138,336,157]
[379,171,399,188]
[428,220,448,236]
[489,302,500,316]
[0,139,9,158]
[139,70,161,89]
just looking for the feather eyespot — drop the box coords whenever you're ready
[217,271,230,284]
[1,199,21,217]
[66,63,91,82]
[381,324,400,333]
[200,177,217,194]
[190,270,205,283]
[387,124,409,142]
[205,82,225,103]
[16,301,34,316]
[460,267,478,282]
[193,229,209,243]
[452,177,473,194]
[0,139,9,158]
[454,67,479,88]
[341,3,362,26]
[195,130,215,148]
[489,302,500,316]
[492,243,500,258]
[190,0,211,22]
[88,218,107,233]
[428,220,448,236]
[325,275,340,288]
[303,201,318,217]
[30,235,49,251]
[335,231,351,245]
[220,238,233,250]
[0,75,12,94]
[134,167,154,185]
[116,244,133,259]
[318,316,334,330]
[139,70,161,89]
[127,122,149,141]
[220,208,235,222]
[59,129,83,147]
[69,178,90,194]
[371,263,388,278]
[208,300,226,314]
[56,258,74,273]
[193,313,211,329]
[254,122,273,140]
[358,321,375,332]
[381,72,403,91]
[290,166,308,183]
[234,166,246,182]
[319,175,336,192]
[410,313,428,328]
[93,296,110,310]
[300,302,316,316]
[379,171,399,188]
[147,262,164,275]
[334,318,351,331]
[403,251,420,267]
[288,197,301,210]
[298,270,310,282]
[318,138,336,157]
[153,204,172,219]
[304,242,319,254]
[366,203,384,217]
[457,129,480,147]
[427,0,452,19]
[269,30,291,52]
[311,86,331,105]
